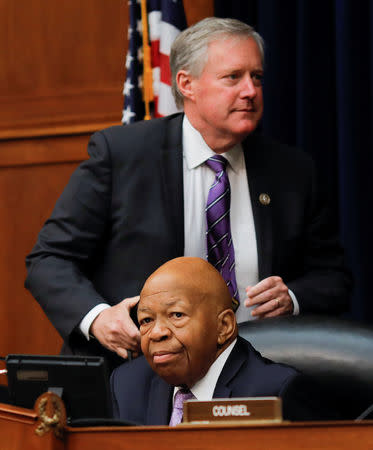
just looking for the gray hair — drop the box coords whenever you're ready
[170,17,265,108]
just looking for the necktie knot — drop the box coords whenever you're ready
[174,388,194,407]
[205,155,228,174]
[169,388,194,426]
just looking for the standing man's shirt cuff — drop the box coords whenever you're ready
[79,303,111,340]
[288,289,300,315]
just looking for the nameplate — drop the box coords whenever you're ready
[183,397,282,424]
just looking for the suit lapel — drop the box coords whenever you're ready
[146,375,173,425]
[213,338,247,398]
[160,114,185,257]
[242,135,274,279]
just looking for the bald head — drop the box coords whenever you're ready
[137,257,237,387]
[141,257,233,312]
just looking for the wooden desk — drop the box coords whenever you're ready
[0,401,64,450]
[1,398,372,450]
[66,421,373,450]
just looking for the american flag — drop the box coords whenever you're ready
[122,0,187,124]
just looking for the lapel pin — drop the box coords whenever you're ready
[259,193,271,205]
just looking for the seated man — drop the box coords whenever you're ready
[111,257,337,425]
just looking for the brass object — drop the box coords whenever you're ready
[259,193,271,205]
[34,392,66,439]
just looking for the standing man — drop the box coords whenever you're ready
[25,18,352,369]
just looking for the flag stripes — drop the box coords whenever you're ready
[122,0,186,124]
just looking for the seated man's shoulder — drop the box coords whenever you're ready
[237,338,342,421]
[111,356,161,423]
[232,337,299,393]
[111,356,155,395]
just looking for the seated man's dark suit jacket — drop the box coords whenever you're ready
[110,336,339,424]
[25,113,352,368]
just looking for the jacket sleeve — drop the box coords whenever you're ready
[25,130,113,342]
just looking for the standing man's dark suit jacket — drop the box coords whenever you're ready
[25,113,352,367]
[110,336,336,424]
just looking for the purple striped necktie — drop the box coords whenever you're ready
[169,388,194,426]
[205,155,239,311]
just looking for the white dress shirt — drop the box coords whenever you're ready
[182,115,259,323]
[182,115,299,321]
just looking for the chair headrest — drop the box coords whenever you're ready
[238,315,373,419]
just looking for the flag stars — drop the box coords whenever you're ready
[137,47,144,62]
[125,52,134,69]
[123,79,134,96]
[122,106,136,124]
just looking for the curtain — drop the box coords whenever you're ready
[215,0,373,322]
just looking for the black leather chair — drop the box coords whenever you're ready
[239,315,373,420]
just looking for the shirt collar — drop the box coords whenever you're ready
[182,114,243,174]
[173,338,237,402]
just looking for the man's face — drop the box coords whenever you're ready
[186,36,264,146]
[138,285,220,387]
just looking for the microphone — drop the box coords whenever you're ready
[355,404,373,421]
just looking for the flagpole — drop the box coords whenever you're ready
[140,0,153,120]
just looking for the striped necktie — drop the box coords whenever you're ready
[205,155,239,311]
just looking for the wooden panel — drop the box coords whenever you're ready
[0,0,215,140]
[0,0,127,139]
[0,399,64,450]
[0,135,90,360]
[0,135,89,167]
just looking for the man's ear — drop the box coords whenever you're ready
[176,70,195,102]
[217,309,237,346]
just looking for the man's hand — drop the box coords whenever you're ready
[90,296,141,359]
[244,276,293,318]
